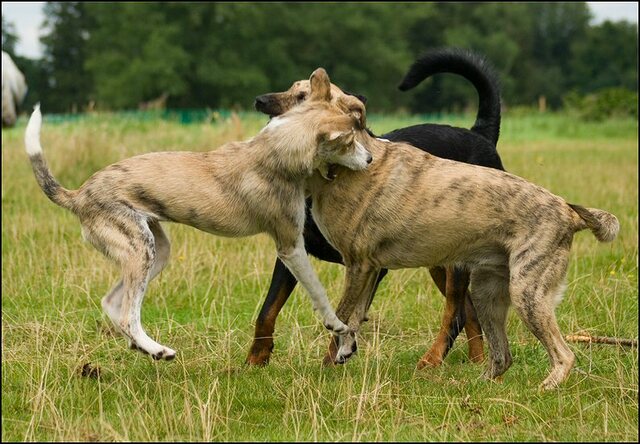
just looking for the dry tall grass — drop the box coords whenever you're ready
[2,111,637,441]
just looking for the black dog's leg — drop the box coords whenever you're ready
[247,202,346,366]
[417,266,469,368]
[246,258,298,366]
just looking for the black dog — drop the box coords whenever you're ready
[247,48,504,367]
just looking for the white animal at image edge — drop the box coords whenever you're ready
[2,51,28,127]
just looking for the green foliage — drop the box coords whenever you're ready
[570,20,638,93]
[564,87,639,121]
[3,2,637,113]
[84,3,189,109]
[2,15,19,54]
[40,2,94,112]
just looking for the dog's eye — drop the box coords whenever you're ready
[296,92,307,101]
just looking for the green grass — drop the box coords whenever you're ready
[2,110,637,441]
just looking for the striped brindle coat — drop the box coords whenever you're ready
[309,125,619,390]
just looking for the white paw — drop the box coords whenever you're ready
[323,315,350,335]
[128,335,177,361]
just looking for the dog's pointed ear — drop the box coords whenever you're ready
[337,95,367,130]
[318,127,355,148]
[343,90,368,105]
[349,104,366,130]
[309,68,332,102]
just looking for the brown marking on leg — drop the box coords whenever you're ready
[428,266,447,295]
[322,335,339,366]
[463,294,485,363]
[418,266,467,368]
[246,259,297,366]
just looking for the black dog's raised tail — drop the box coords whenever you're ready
[398,48,502,146]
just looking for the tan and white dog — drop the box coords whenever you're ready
[308,104,619,389]
[24,68,370,360]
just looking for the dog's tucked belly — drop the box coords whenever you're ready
[76,152,286,239]
[309,140,574,273]
[371,235,508,270]
[315,213,510,271]
[125,183,263,238]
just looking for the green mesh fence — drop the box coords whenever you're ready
[24,108,473,128]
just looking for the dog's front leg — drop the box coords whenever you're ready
[329,264,381,365]
[276,237,349,336]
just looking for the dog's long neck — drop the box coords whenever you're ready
[248,114,319,181]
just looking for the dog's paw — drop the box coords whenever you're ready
[130,340,176,361]
[482,353,512,380]
[334,331,358,364]
[323,317,350,335]
[416,355,443,370]
[152,348,177,361]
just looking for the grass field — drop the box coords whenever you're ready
[2,110,638,441]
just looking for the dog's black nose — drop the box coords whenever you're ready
[254,95,268,110]
[366,153,373,164]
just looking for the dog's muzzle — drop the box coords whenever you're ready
[254,94,280,117]
[254,95,269,111]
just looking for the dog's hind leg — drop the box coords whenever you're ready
[85,213,175,360]
[120,225,175,360]
[123,219,174,360]
[147,220,171,278]
[246,258,298,366]
[469,266,512,380]
[101,220,171,338]
[509,248,574,390]
[102,279,125,333]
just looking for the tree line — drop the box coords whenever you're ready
[2,2,638,115]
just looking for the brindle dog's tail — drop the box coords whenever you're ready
[398,47,502,146]
[569,203,620,243]
[25,104,76,211]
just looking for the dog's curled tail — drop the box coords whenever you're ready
[569,203,620,243]
[398,47,502,145]
[25,105,76,211]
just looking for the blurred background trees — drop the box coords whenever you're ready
[2,2,637,117]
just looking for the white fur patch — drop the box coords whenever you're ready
[376,138,390,143]
[263,116,289,131]
[553,280,568,308]
[25,104,43,156]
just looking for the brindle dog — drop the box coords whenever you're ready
[307,99,619,389]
